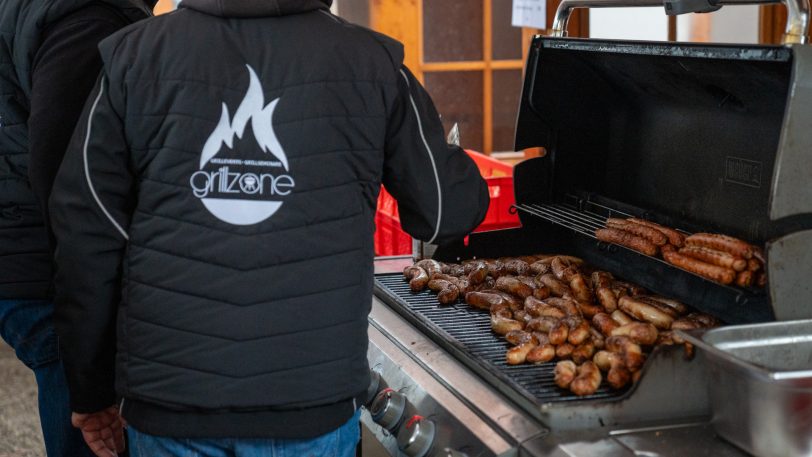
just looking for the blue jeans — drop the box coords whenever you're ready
[0,299,94,457]
[128,409,361,457]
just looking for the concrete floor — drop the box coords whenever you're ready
[0,341,44,457]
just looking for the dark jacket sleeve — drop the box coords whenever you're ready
[382,67,489,245]
[50,74,134,413]
[28,8,130,248]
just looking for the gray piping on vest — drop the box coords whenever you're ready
[399,69,442,244]
[83,78,130,241]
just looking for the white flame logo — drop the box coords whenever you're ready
[192,65,294,226]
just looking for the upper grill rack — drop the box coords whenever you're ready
[374,273,625,410]
[508,194,772,323]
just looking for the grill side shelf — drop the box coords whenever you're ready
[373,274,627,422]
[513,202,774,324]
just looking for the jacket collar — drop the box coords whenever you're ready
[180,0,332,18]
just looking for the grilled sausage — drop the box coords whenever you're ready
[685,233,755,259]
[627,218,685,247]
[757,271,767,287]
[529,260,552,276]
[612,280,647,297]
[636,295,688,316]
[537,274,572,297]
[596,228,659,256]
[437,285,460,304]
[611,322,658,346]
[416,259,443,278]
[481,289,524,311]
[748,258,762,272]
[504,259,531,276]
[680,245,747,272]
[593,313,620,337]
[549,320,570,345]
[552,257,580,282]
[428,278,454,292]
[686,312,721,328]
[592,271,618,312]
[467,262,489,285]
[517,275,538,290]
[589,327,606,350]
[593,350,621,372]
[491,302,513,319]
[526,316,560,334]
[570,362,603,396]
[545,297,581,317]
[465,291,507,311]
[606,218,668,246]
[633,296,679,318]
[611,310,634,326]
[556,343,576,360]
[491,315,524,335]
[606,336,646,372]
[591,271,613,289]
[485,260,507,278]
[524,297,567,319]
[670,317,701,332]
[662,249,736,285]
[572,342,596,364]
[532,285,552,300]
[505,330,537,346]
[506,342,537,365]
[512,309,530,323]
[565,317,591,346]
[656,330,676,346]
[736,270,754,288]
[444,263,466,277]
[404,266,430,292]
[527,344,557,364]
[619,296,674,329]
[576,301,604,319]
[607,363,632,389]
[569,274,594,303]
[496,277,534,299]
[555,361,578,389]
[595,287,618,313]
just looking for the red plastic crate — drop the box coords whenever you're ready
[374,150,521,256]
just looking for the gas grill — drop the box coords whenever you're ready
[361,1,812,455]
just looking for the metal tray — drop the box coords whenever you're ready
[680,320,812,457]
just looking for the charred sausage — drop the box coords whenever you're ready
[619,296,674,329]
[685,233,755,259]
[662,249,736,285]
[627,218,685,247]
[596,228,659,256]
[606,218,667,246]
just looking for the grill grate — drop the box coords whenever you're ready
[375,273,625,405]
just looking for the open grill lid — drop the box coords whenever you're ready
[515,38,812,243]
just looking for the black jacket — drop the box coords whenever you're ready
[0,0,150,300]
[51,0,489,439]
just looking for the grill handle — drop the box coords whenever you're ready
[551,0,809,44]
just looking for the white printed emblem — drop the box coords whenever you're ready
[190,65,294,225]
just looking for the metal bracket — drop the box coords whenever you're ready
[664,0,720,15]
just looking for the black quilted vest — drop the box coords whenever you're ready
[0,0,148,299]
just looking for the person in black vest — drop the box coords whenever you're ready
[50,0,489,456]
[0,1,151,456]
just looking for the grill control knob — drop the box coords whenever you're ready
[370,388,406,431]
[397,415,436,457]
[364,371,382,406]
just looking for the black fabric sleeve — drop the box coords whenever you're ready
[28,8,129,248]
[50,74,135,413]
[382,67,489,245]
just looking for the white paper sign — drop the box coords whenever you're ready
[512,0,547,29]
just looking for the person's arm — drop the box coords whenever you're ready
[28,10,129,247]
[50,72,134,416]
[383,67,489,245]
